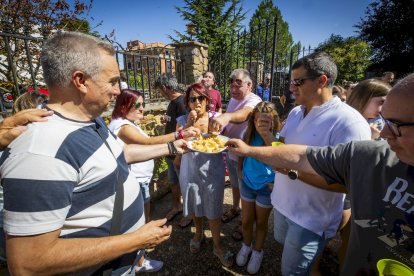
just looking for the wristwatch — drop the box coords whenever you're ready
[287,170,298,180]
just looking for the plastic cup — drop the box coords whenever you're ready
[272,141,284,147]
[377,259,414,276]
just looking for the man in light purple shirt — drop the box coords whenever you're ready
[210,69,262,238]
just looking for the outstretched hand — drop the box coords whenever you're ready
[0,109,53,149]
[182,126,201,139]
[173,139,188,154]
[225,139,251,156]
[134,218,172,249]
[209,113,229,135]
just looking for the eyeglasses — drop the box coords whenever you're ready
[290,76,318,87]
[135,101,145,109]
[379,113,414,137]
[230,78,246,86]
[189,95,206,103]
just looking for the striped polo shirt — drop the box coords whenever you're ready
[0,112,144,272]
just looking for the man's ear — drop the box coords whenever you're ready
[72,71,88,94]
[319,74,329,88]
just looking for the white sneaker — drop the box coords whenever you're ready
[134,258,164,273]
[236,243,252,266]
[247,250,263,274]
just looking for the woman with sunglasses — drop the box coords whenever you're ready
[175,83,233,267]
[108,88,198,273]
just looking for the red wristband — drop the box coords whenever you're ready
[177,129,185,139]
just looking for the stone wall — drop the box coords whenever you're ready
[172,41,209,84]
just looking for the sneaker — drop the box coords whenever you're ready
[134,258,164,273]
[247,250,263,274]
[236,243,252,266]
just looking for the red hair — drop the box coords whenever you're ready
[111,89,143,119]
[184,83,211,111]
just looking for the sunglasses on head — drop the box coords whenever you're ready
[135,101,145,109]
[230,78,246,86]
[189,95,206,103]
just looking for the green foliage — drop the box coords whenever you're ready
[169,0,246,61]
[316,35,372,83]
[356,0,414,75]
[248,0,299,71]
[124,70,146,90]
[153,158,168,179]
[59,18,91,33]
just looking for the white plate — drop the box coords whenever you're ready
[187,133,229,154]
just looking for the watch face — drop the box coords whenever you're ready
[288,170,298,180]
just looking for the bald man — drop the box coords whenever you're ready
[226,73,414,275]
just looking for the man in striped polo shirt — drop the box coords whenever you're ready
[0,32,183,275]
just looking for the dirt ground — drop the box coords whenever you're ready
[145,181,341,276]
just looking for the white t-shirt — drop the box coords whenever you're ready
[224,93,262,161]
[109,118,155,183]
[272,96,371,238]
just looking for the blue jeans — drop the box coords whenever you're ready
[166,158,179,185]
[139,180,151,204]
[273,209,330,275]
[226,158,241,189]
[240,180,272,208]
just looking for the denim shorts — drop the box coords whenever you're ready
[240,180,272,208]
[166,158,179,185]
[139,180,151,203]
[273,208,330,275]
[226,158,241,189]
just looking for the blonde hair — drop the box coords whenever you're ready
[347,79,391,114]
[238,101,281,178]
[12,92,48,114]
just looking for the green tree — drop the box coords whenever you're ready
[356,0,414,75]
[248,0,299,72]
[316,35,372,83]
[169,0,245,61]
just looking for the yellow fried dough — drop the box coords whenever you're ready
[191,136,226,153]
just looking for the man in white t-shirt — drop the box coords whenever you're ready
[210,69,262,239]
[271,52,371,275]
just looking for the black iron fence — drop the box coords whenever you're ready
[209,19,313,102]
[1,21,314,111]
[0,28,48,114]
[0,30,185,115]
[113,46,184,102]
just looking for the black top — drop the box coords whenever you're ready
[165,95,187,134]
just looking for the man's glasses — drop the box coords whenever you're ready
[379,113,414,137]
[290,76,318,87]
[230,78,246,86]
[189,95,206,103]
[135,101,145,109]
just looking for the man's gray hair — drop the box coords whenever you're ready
[155,73,180,91]
[292,51,337,87]
[41,31,115,89]
[230,68,252,83]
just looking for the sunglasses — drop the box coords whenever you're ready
[290,76,318,87]
[230,78,246,86]
[379,113,414,137]
[189,95,206,103]
[135,101,145,109]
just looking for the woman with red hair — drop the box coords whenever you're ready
[108,88,199,273]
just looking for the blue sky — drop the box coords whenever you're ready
[89,0,373,49]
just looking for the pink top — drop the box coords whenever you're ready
[208,89,222,112]
[224,92,262,160]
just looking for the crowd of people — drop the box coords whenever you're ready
[0,30,412,276]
